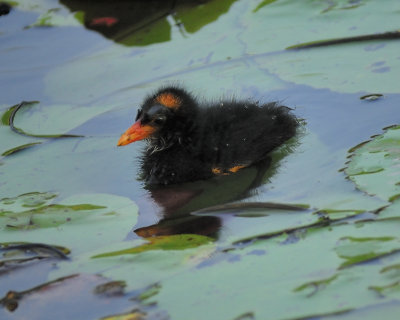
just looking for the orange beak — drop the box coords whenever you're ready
[117,121,156,146]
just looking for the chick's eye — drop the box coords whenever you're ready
[135,109,142,121]
[153,115,166,125]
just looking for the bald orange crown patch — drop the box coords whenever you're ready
[155,93,181,109]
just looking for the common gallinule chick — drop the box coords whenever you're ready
[117,86,298,185]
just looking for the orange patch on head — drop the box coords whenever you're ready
[155,93,181,109]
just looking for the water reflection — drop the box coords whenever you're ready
[134,141,297,238]
[0,3,11,16]
[60,0,237,46]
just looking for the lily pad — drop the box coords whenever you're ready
[152,219,400,320]
[345,125,400,202]
[0,191,56,209]
[369,281,400,298]
[1,142,42,157]
[12,0,84,28]
[92,234,213,258]
[0,193,138,255]
[335,236,400,269]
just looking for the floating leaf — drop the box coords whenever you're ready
[7,101,83,139]
[345,125,400,202]
[92,234,213,258]
[293,274,339,297]
[26,7,83,28]
[360,93,384,101]
[252,0,278,13]
[0,193,138,255]
[1,142,42,157]
[0,242,70,268]
[335,236,400,268]
[286,31,400,50]
[380,263,400,274]
[369,281,400,298]
[2,203,106,230]
[175,0,236,34]
[138,283,161,302]
[315,209,365,220]
[99,310,147,320]
[0,191,57,209]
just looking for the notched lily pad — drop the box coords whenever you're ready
[345,125,400,202]
[92,234,213,258]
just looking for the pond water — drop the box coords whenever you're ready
[1,0,400,319]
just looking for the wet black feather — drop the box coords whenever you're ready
[138,86,298,185]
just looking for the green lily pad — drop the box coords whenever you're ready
[335,236,400,269]
[7,101,107,138]
[293,274,339,297]
[15,1,84,28]
[152,219,400,320]
[315,209,365,220]
[1,142,42,157]
[0,193,138,255]
[50,237,216,291]
[245,1,400,93]
[175,0,237,34]
[0,191,56,209]
[369,281,400,298]
[345,125,400,202]
[92,234,213,258]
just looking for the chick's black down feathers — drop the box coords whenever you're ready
[118,86,298,185]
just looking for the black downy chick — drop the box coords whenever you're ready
[117,86,298,185]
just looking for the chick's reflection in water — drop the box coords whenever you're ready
[134,157,283,239]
